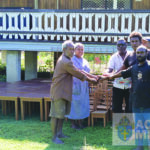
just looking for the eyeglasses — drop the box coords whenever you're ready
[117,44,126,47]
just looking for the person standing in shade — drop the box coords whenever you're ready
[104,39,131,113]
[49,40,97,144]
[66,43,95,129]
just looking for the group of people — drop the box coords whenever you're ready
[102,32,150,150]
[49,31,150,149]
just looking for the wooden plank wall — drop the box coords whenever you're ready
[0,0,34,8]
[38,0,81,9]
[38,0,57,9]
[59,0,81,9]
[133,0,150,9]
[0,0,81,9]
[1,0,150,10]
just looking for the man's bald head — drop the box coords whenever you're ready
[136,45,147,63]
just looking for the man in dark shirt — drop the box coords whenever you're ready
[102,45,150,150]
[118,32,150,112]
[121,31,142,69]
[120,32,150,69]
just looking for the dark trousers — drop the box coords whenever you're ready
[112,87,130,113]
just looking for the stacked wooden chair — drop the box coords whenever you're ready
[89,80,112,127]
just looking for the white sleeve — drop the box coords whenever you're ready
[108,55,115,69]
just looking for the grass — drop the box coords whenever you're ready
[0,114,146,150]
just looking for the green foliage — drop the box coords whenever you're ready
[0,61,6,81]
[84,54,111,74]
[0,75,6,82]
[0,115,136,150]
[38,52,54,72]
[0,63,6,72]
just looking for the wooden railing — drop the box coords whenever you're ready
[0,9,150,43]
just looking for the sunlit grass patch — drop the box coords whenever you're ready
[0,139,48,150]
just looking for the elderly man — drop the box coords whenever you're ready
[102,45,150,150]
[50,40,97,144]
[105,39,131,113]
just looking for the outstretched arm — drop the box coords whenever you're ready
[99,71,122,81]
[109,71,122,80]
[80,70,99,80]
[116,64,127,73]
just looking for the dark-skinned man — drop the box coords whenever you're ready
[50,40,98,144]
[104,39,131,113]
[101,45,150,150]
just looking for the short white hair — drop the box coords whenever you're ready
[74,43,84,50]
[62,40,74,51]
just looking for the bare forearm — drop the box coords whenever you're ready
[110,71,122,80]
[80,70,96,78]
[116,65,127,73]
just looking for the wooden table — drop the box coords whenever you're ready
[0,79,51,121]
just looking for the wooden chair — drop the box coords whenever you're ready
[44,97,51,121]
[0,96,19,120]
[20,97,43,121]
[88,83,97,126]
[91,80,112,127]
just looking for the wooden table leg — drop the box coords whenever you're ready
[88,115,90,126]
[104,116,106,127]
[45,101,48,121]
[21,100,24,120]
[91,115,94,127]
[40,100,43,121]
[15,99,18,120]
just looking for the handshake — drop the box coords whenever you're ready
[85,73,114,84]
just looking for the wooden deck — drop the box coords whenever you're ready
[0,78,51,98]
[0,78,51,121]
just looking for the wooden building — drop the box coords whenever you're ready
[0,0,150,82]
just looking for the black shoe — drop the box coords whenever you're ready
[52,137,64,144]
[57,134,70,138]
[79,124,87,129]
[71,124,80,130]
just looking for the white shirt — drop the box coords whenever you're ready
[108,51,131,89]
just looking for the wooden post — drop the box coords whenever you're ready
[57,0,59,9]
[34,0,38,9]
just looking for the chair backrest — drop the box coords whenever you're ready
[89,80,112,111]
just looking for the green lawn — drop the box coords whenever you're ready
[0,115,145,150]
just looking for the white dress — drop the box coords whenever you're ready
[67,55,90,119]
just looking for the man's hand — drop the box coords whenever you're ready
[98,76,109,82]
[108,75,114,80]
[102,72,113,77]
[86,76,98,84]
